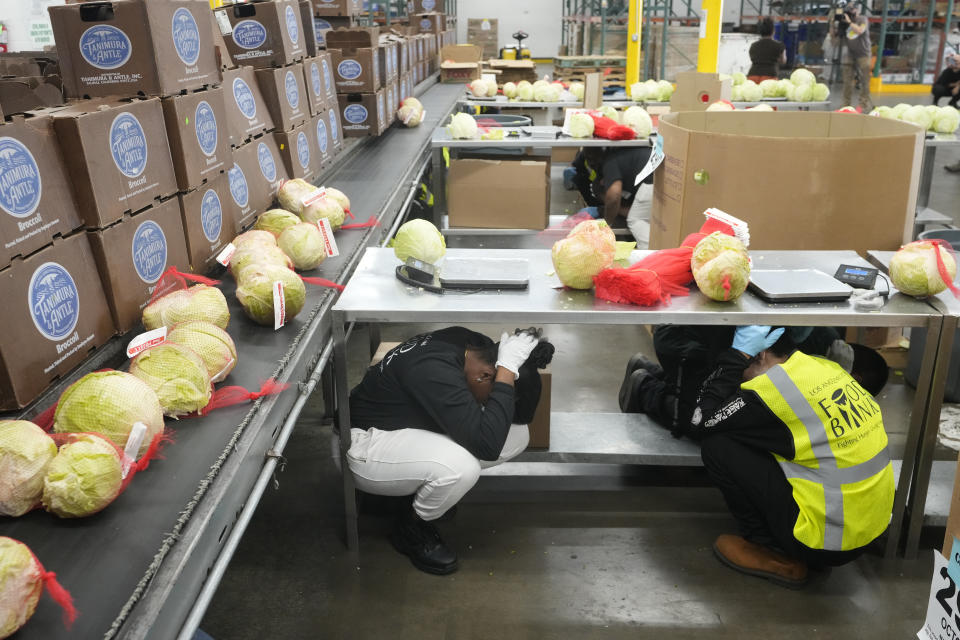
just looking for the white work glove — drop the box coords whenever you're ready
[496,331,539,379]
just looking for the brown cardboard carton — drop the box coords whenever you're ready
[313,16,354,49]
[385,80,398,125]
[448,158,550,229]
[0,233,115,410]
[178,173,237,274]
[440,44,481,83]
[650,111,924,255]
[226,158,258,232]
[221,66,275,147]
[215,0,306,69]
[670,71,732,112]
[299,0,320,58]
[87,197,191,333]
[52,97,177,229]
[49,0,219,99]
[467,18,498,59]
[302,57,329,116]
[413,13,443,35]
[487,59,537,84]
[312,0,359,16]
[161,86,231,191]
[274,120,320,181]
[338,91,383,137]
[0,77,65,117]
[211,7,234,70]
[256,64,309,131]
[527,368,551,449]
[398,37,410,75]
[318,52,338,102]
[311,111,334,166]
[378,39,399,84]
[407,0,441,13]
[0,114,82,269]
[327,104,343,154]
[232,135,288,222]
[326,28,382,93]
[942,452,960,558]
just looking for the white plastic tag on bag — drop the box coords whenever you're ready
[273,281,286,330]
[126,327,167,358]
[122,422,148,477]
[316,218,340,257]
[635,133,664,186]
[216,242,236,266]
[302,187,328,207]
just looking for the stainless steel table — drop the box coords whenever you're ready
[332,247,948,555]
[460,97,831,113]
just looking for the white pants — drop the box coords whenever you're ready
[627,184,653,249]
[347,425,529,521]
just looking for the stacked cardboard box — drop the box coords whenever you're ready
[308,0,358,50]
[467,18,498,60]
[327,27,388,137]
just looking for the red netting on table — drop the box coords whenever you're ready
[589,113,636,140]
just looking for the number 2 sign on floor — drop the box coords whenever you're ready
[919,551,960,640]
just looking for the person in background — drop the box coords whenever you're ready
[565,150,603,209]
[347,326,553,575]
[693,326,893,587]
[835,1,874,112]
[582,147,654,244]
[748,18,786,82]
[933,53,960,108]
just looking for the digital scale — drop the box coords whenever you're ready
[396,257,530,293]
[748,265,885,303]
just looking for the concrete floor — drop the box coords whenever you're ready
[202,89,960,639]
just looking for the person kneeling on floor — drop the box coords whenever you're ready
[692,325,894,587]
[347,326,553,575]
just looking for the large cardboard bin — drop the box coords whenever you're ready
[651,111,924,255]
[439,44,480,84]
[448,158,550,229]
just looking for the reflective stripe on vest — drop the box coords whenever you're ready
[766,365,891,551]
[584,159,598,182]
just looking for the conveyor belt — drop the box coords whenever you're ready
[0,78,463,640]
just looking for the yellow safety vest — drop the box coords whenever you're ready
[742,351,894,551]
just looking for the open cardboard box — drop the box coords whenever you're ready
[448,157,550,229]
[670,71,731,112]
[439,44,481,84]
[0,77,64,116]
[651,111,924,255]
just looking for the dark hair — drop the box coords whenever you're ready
[430,326,498,366]
[850,343,889,396]
[466,342,498,367]
[758,18,774,37]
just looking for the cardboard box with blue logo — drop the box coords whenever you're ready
[49,0,219,99]
[177,172,238,274]
[161,86,232,191]
[0,233,115,410]
[232,134,290,225]
[412,13,444,36]
[326,27,381,94]
[337,89,386,138]
[275,120,322,182]
[87,197,191,333]
[312,15,354,49]
[256,63,309,131]
[311,0,362,17]
[222,66,275,147]
[302,57,330,116]
[215,0,306,69]
[310,112,334,166]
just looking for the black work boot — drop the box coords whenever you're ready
[619,353,663,411]
[390,509,459,575]
[619,362,659,413]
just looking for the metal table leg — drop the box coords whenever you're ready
[918,144,937,210]
[432,146,446,227]
[333,312,359,551]
[368,323,382,360]
[905,314,957,556]
[885,314,943,558]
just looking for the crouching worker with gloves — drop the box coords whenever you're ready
[348,326,554,575]
[693,325,894,588]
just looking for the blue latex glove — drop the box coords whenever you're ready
[579,206,600,219]
[733,326,786,357]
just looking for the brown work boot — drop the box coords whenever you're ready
[713,534,808,589]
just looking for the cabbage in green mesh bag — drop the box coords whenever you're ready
[42,433,122,518]
[236,263,306,326]
[278,223,326,270]
[0,421,57,517]
[229,243,294,278]
[129,343,212,417]
[551,220,616,289]
[691,232,751,302]
[142,285,230,331]
[167,321,238,383]
[54,371,165,457]
[254,209,302,237]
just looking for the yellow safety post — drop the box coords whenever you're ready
[626,0,642,97]
[696,0,723,73]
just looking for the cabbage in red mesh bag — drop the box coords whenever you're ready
[0,537,77,636]
[142,270,229,332]
[0,421,57,517]
[129,343,213,417]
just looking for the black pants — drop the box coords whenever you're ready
[933,84,960,107]
[700,434,866,568]
[634,361,710,440]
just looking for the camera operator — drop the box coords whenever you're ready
[833,2,873,112]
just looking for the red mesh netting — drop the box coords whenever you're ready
[24,544,78,629]
[300,275,345,291]
[340,216,380,230]
[199,379,290,415]
[589,113,636,140]
[147,267,221,306]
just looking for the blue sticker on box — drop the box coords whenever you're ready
[233,77,257,119]
[194,100,219,157]
[79,25,132,70]
[285,5,300,44]
[315,118,328,153]
[109,112,148,179]
[338,60,362,80]
[257,142,277,182]
[0,137,42,218]
[29,262,79,342]
[228,163,249,208]
[322,58,333,93]
[131,220,168,284]
[232,20,267,50]
[310,62,322,98]
[296,132,310,169]
[329,110,339,141]
[423,0,436,9]
[284,70,300,109]
[420,18,431,30]
[344,104,368,124]
[314,18,331,46]
[171,7,201,66]
[200,188,223,242]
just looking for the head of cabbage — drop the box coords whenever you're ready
[622,106,653,138]
[629,81,649,102]
[706,100,735,112]
[502,82,518,99]
[889,240,958,297]
[746,103,774,112]
[392,219,446,264]
[142,284,230,331]
[484,78,498,97]
[447,112,478,139]
[776,79,792,97]
[551,220,616,289]
[468,79,487,97]
[902,104,934,130]
[740,80,763,102]
[235,263,307,326]
[0,537,45,636]
[691,232,751,302]
[792,83,814,102]
[278,222,326,270]
[233,230,278,250]
[167,320,238,383]
[398,102,424,127]
[277,179,315,215]
[935,106,960,134]
[129,342,212,417]
[870,105,895,119]
[569,81,585,100]
[42,433,123,518]
[255,209,302,236]
[731,72,746,86]
[790,68,816,86]
[54,371,165,457]
[534,83,561,102]
[759,79,779,98]
[0,421,57,517]
[812,82,830,101]
[301,196,346,231]
[517,80,534,101]
[324,187,350,213]
[598,105,620,123]
[229,243,294,278]
[569,112,595,138]
[891,103,912,118]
